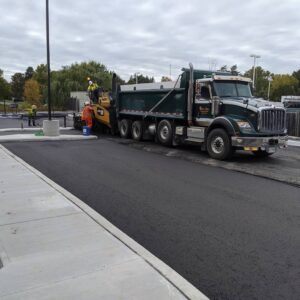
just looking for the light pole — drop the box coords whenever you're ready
[250,54,260,90]
[267,76,272,100]
[135,72,140,84]
[46,0,51,120]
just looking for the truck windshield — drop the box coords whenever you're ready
[213,81,252,98]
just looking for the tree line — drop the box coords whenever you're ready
[0,61,300,110]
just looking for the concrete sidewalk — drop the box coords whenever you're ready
[0,133,97,142]
[0,145,207,300]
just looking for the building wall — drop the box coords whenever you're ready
[70,91,90,111]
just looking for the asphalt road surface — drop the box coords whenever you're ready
[4,139,300,300]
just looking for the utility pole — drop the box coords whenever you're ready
[46,0,52,120]
[250,54,260,90]
[267,76,272,100]
[169,64,172,80]
[135,72,140,84]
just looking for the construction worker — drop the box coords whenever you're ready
[87,79,100,103]
[81,101,93,128]
[27,105,37,126]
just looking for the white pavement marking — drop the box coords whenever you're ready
[0,145,208,300]
[0,134,97,142]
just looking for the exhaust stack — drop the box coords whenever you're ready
[187,63,194,126]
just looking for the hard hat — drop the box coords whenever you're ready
[32,105,37,109]
[84,101,90,106]
[87,77,90,81]
[88,80,93,85]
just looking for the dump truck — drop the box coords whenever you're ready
[74,64,288,160]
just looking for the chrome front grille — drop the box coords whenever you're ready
[258,108,286,132]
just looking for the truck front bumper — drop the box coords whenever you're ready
[231,135,288,152]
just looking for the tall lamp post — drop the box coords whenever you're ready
[46,0,51,120]
[135,72,140,84]
[267,76,273,100]
[43,0,59,136]
[250,54,260,90]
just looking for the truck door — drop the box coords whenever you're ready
[194,80,213,125]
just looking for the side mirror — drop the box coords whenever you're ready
[211,96,221,116]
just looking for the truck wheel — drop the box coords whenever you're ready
[119,119,132,138]
[253,150,273,158]
[132,121,143,141]
[207,128,233,160]
[157,120,173,146]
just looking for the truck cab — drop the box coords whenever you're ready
[179,69,288,159]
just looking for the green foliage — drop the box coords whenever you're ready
[23,79,41,106]
[244,66,272,98]
[25,66,34,80]
[11,72,25,100]
[48,61,118,109]
[18,101,33,111]
[127,74,154,84]
[0,69,11,100]
[220,65,228,72]
[270,75,298,101]
[161,76,171,82]
[292,69,300,94]
[33,64,48,86]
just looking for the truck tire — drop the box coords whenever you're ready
[207,128,233,160]
[131,120,143,141]
[157,120,173,146]
[119,119,132,139]
[253,150,274,158]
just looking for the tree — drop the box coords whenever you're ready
[23,79,41,105]
[33,64,48,86]
[127,74,154,84]
[230,65,239,75]
[161,76,171,82]
[220,65,228,72]
[244,66,272,98]
[0,69,11,100]
[270,74,298,101]
[25,67,34,80]
[11,72,25,101]
[292,69,300,94]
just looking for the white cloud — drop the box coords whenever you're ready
[1,0,300,81]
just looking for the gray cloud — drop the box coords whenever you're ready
[1,0,300,81]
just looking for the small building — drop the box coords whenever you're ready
[70,91,90,112]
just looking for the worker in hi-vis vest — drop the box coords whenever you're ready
[87,79,100,104]
[27,105,37,126]
[81,101,93,128]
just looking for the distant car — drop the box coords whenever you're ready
[9,103,18,109]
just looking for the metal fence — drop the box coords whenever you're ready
[286,111,300,137]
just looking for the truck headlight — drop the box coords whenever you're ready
[237,121,251,128]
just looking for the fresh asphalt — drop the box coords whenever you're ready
[3,139,300,300]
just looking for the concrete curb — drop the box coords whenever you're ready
[0,127,74,132]
[0,144,208,300]
[288,135,300,141]
[0,134,97,142]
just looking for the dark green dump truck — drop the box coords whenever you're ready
[114,64,287,160]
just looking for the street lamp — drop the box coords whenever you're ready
[46,0,51,120]
[135,72,140,84]
[267,76,273,100]
[250,54,261,90]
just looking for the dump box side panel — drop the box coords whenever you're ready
[118,89,186,119]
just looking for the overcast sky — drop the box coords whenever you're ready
[1,0,300,81]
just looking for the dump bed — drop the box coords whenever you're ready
[117,88,186,119]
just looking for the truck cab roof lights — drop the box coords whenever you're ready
[212,75,252,82]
